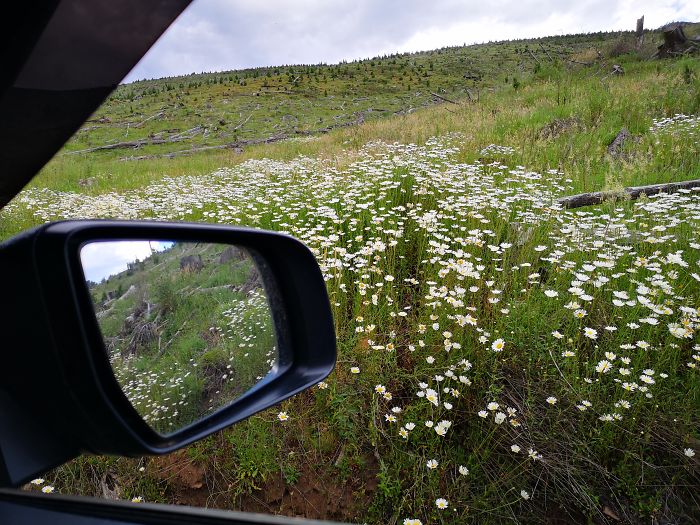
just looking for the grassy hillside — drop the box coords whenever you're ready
[5,27,700,525]
[20,25,697,196]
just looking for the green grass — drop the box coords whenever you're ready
[8,28,700,525]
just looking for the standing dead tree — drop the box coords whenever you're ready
[635,16,644,50]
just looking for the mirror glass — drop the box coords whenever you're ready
[80,240,277,435]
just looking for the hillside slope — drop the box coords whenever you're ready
[21,23,698,196]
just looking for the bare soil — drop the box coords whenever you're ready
[151,449,378,521]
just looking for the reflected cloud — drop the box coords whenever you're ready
[81,240,173,282]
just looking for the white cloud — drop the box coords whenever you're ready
[124,0,700,82]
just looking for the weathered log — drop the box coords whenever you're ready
[232,112,254,131]
[119,137,278,161]
[68,138,169,154]
[556,179,700,209]
[132,111,165,128]
[165,125,203,141]
[252,89,296,95]
[527,49,541,65]
[538,42,555,62]
[86,116,111,124]
[430,92,459,105]
[67,127,202,155]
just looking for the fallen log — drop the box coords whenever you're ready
[539,42,555,62]
[68,138,170,154]
[132,110,165,128]
[116,98,439,161]
[119,111,373,161]
[527,49,541,65]
[430,92,459,105]
[67,126,203,154]
[167,125,203,141]
[86,116,111,124]
[555,179,700,209]
[119,134,286,161]
[232,112,254,131]
[294,112,366,135]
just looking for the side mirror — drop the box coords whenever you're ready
[0,220,336,487]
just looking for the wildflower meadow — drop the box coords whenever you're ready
[7,42,700,524]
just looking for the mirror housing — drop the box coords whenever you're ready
[0,220,336,487]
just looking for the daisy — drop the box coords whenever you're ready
[583,327,598,340]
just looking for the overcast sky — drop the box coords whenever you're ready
[81,241,173,282]
[124,0,700,83]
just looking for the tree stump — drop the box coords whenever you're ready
[656,24,689,58]
[607,128,631,159]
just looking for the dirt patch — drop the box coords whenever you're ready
[239,455,379,521]
[151,450,208,506]
[151,450,378,522]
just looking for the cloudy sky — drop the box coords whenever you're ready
[124,0,700,82]
[81,241,173,282]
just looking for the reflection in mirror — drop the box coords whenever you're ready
[80,240,277,435]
